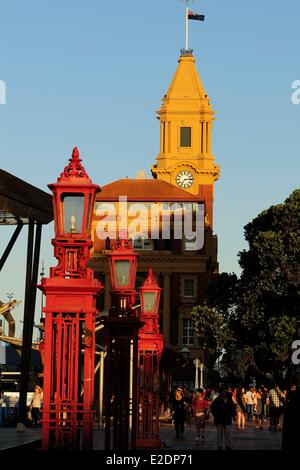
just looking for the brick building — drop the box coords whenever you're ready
[90,49,220,387]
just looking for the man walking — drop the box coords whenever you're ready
[211,389,236,450]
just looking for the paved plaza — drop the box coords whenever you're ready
[94,420,281,451]
[0,427,41,450]
[0,420,282,451]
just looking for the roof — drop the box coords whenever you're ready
[165,54,207,101]
[96,179,203,202]
[158,53,214,117]
[0,169,53,225]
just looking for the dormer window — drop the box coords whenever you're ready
[180,127,191,147]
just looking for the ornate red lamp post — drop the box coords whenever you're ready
[137,269,164,448]
[40,148,103,450]
[104,239,142,450]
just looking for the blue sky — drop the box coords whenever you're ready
[0,0,299,333]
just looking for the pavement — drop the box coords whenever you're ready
[0,427,41,450]
[93,420,282,451]
[0,420,282,451]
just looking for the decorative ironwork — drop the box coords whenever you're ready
[111,239,134,251]
[60,147,90,181]
[142,268,157,288]
[40,150,103,450]
[180,48,193,56]
[137,268,164,448]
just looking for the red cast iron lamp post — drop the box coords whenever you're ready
[137,268,164,448]
[40,148,103,450]
[104,239,142,450]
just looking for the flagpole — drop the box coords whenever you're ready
[185,6,189,50]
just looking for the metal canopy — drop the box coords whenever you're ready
[0,167,53,428]
[0,169,53,225]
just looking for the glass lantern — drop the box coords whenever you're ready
[140,268,161,316]
[107,239,138,292]
[62,193,85,234]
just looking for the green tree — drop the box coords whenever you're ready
[191,189,300,382]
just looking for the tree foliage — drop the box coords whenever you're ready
[191,189,300,382]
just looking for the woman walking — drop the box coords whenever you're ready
[29,385,43,426]
[234,387,247,432]
[192,389,209,443]
[254,389,263,430]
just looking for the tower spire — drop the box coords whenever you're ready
[151,43,220,227]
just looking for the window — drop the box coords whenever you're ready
[183,236,197,251]
[180,127,191,147]
[131,236,153,250]
[183,278,196,297]
[182,319,194,345]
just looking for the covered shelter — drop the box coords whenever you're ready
[0,168,53,426]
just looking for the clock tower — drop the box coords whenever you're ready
[151,49,220,228]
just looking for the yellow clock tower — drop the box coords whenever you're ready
[151,49,220,227]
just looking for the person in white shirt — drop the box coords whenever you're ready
[245,388,255,422]
[29,385,43,426]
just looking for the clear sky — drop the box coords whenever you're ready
[0,0,299,334]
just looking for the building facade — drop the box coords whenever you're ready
[90,49,220,386]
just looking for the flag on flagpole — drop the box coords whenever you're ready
[188,9,205,21]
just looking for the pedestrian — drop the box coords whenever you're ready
[260,386,268,422]
[279,388,288,430]
[171,388,187,440]
[244,387,255,422]
[254,389,263,430]
[29,385,43,426]
[234,387,246,431]
[185,389,194,427]
[282,386,300,450]
[211,389,236,450]
[0,392,6,427]
[192,388,209,443]
[269,384,284,431]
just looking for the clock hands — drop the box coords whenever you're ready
[176,171,194,188]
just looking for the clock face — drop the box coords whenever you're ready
[176,170,194,189]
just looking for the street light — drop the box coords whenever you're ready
[107,239,138,310]
[140,268,161,317]
[137,268,164,448]
[180,346,190,360]
[49,147,98,241]
[104,239,141,450]
[40,147,103,450]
